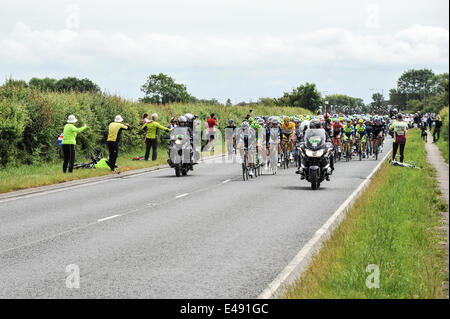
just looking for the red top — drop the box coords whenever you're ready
[207,118,218,130]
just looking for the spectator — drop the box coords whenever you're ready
[141,113,152,142]
[389,113,408,163]
[168,117,178,129]
[433,115,443,143]
[107,115,131,173]
[141,113,171,161]
[206,113,219,154]
[61,115,88,173]
[427,114,433,131]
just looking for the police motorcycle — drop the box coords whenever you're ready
[298,121,334,190]
[166,116,196,177]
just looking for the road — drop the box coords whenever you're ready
[0,141,392,298]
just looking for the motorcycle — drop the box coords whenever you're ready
[166,127,195,177]
[298,129,334,190]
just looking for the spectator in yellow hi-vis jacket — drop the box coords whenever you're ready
[141,113,171,161]
[107,115,131,173]
[62,114,88,173]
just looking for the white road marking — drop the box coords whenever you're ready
[97,214,121,222]
[175,193,189,199]
[222,179,231,184]
[0,154,227,204]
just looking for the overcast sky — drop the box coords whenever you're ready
[1,0,448,104]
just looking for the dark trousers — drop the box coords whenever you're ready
[392,143,405,163]
[145,138,158,161]
[62,144,76,173]
[433,128,441,142]
[108,141,119,171]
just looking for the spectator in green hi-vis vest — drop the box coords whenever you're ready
[61,114,88,173]
[141,113,171,161]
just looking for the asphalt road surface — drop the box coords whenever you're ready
[0,140,392,298]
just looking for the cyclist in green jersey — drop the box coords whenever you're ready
[355,119,367,158]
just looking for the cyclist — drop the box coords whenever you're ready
[237,121,256,176]
[225,119,237,157]
[323,116,334,140]
[342,119,355,157]
[332,117,343,156]
[281,116,295,160]
[371,117,384,158]
[365,118,374,156]
[300,115,311,136]
[355,119,367,158]
[267,117,282,168]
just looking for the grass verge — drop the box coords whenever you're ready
[0,141,225,194]
[436,139,449,164]
[283,129,448,298]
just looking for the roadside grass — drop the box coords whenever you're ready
[0,148,168,194]
[283,129,447,299]
[436,139,449,164]
[0,141,227,194]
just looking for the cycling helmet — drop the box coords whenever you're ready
[228,119,234,124]
[248,117,254,123]
[184,113,194,121]
[294,118,300,123]
[257,118,264,125]
[178,116,187,123]
[305,115,311,121]
[290,116,295,121]
[310,119,322,129]
[375,117,381,123]
[241,121,250,129]
[271,117,279,124]
[358,119,364,124]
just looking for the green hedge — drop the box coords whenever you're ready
[0,84,309,167]
[438,107,448,142]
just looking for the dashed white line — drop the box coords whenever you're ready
[175,193,189,199]
[97,214,121,222]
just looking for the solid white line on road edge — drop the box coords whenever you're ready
[97,214,122,223]
[175,193,189,199]
[222,179,231,184]
[0,154,227,204]
[257,148,392,299]
[0,179,111,204]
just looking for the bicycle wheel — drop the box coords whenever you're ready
[242,152,248,181]
[358,143,362,161]
[375,141,379,160]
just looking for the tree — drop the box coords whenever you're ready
[29,77,57,91]
[225,98,232,106]
[140,73,192,104]
[258,97,276,106]
[276,83,322,112]
[371,92,388,114]
[324,94,365,113]
[397,69,434,101]
[54,77,100,93]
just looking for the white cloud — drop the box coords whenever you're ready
[1,22,448,71]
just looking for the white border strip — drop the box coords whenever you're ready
[257,149,392,299]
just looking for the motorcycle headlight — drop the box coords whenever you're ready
[305,149,324,157]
